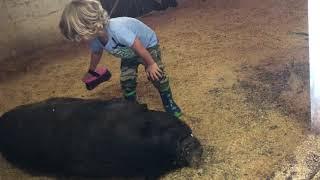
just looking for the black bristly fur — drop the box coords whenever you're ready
[0,98,202,178]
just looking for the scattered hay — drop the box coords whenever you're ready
[235,58,309,123]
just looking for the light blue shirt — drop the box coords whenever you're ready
[89,17,158,59]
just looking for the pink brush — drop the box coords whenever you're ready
[83,68,112,90]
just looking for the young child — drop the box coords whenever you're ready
[59,0,182,118]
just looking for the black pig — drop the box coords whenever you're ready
[100,0,178,18]
[0,98,202,178]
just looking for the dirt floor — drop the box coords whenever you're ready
[0,0,318,179]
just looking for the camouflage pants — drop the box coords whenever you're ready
[120,45,170,97]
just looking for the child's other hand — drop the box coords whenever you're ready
[82,73,93,82]
[145,63,162,81]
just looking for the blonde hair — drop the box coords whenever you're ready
[59,0,109,42]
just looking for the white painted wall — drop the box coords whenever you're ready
[309,0,320,133]
[0,0,71,61]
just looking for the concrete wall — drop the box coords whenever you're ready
[0,0,71,61]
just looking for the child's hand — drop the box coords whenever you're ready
[82,73,93,82]
[145,63,163,81]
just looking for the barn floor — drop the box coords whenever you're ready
[0,0,318,179]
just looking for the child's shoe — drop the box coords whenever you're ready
[160,88,182,118]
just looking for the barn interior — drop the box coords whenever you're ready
[0,0,318,179]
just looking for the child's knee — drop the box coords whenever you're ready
[151,76,170,92]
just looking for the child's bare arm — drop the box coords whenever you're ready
[89,50,103,71]
[132,38,155,66]
[131,37,162,81]
[82,51,103,81]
